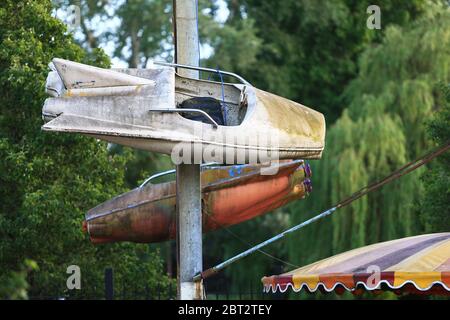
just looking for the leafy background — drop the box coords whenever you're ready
[0,0,448,299]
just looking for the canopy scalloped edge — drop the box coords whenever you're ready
[262,277,450,295]
[262,233,450,296]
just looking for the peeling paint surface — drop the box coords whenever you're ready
[42,58,326,163]
[85,161,312,244]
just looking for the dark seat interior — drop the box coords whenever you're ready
[178,97,226,126]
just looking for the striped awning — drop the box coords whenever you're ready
[262,233,450,295]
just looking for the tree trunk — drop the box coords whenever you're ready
[128,19,140,68]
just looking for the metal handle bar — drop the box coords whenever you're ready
[139,162,219,188]
[153,61,251,86]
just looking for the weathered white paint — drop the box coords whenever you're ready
[46,70,65,97]
[52,58,155,89]
[179,282,203,300]
[42,59,326,163]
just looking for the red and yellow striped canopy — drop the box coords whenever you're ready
[262,233,450,295]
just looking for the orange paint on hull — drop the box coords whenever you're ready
[205,175,291,229]
[85,161,312,244]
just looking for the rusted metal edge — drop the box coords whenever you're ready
[203,161,305,193]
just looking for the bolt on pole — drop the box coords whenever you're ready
[173,0,204,300]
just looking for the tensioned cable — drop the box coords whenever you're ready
[194,141,450,281]
[201,161,311,269]
[205,213,301,269]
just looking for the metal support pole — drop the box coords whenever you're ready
[193,141,450,281]
[173,0,203,300]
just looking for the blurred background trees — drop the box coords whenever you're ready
[0,0,448,299]
[286,6,450,292]
[420,83,450,232]
[0,0,173,299]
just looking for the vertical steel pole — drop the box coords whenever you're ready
[173,0,203,300]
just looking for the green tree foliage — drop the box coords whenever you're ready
[54,0,230,67]
[0,0,172,298]
[286,6,450,287]
[106,0,173,67]
[43,1,449,299]
[202,0,444,293]
[420,84,450,232]
[0,259,38,299]
[211,0,438,123]
[52,0,172,66]
[52,1,184,190]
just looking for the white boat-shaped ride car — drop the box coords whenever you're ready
[42,58,326,163]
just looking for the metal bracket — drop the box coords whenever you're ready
[139,162,219,188]
[153,61,251,86]
[149,108,220,128]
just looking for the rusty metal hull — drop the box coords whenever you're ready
[85,161,312,244]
